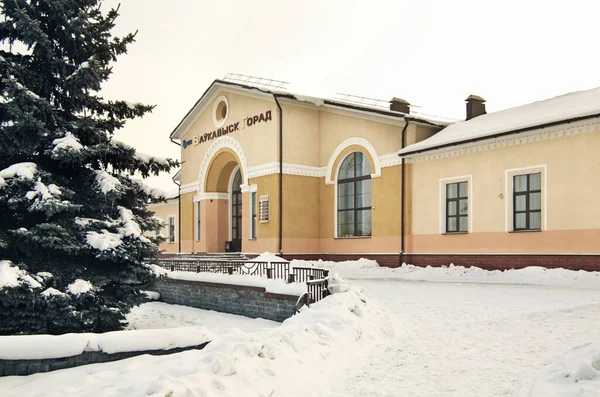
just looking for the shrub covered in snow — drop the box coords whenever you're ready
[0,2,177,334]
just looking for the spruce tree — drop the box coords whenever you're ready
[0,0,177,334]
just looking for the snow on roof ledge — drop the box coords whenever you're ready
[399,86,600,156]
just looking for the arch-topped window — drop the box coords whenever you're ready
[337,152,372,237]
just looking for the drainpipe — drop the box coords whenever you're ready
[399,117,409,266]
[273,94,283,255]
[173,178,181,254]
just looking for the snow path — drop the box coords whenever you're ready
[322,280,600,397]
[126,301,278,333]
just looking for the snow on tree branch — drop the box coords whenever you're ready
[52,132,83,153]
[95,170,121,194]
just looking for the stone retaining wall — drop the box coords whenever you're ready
[0,342,209,377]
[153,278,301,322]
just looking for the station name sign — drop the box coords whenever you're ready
[183,110,273,149]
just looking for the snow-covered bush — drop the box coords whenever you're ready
[0,1,177,334]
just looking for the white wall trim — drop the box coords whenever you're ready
[504,164,547,232]
[196,192,229,201]
[404,119,600,163]
[439,175,473,234]
[325,137,382,185]
[197,136,248,194]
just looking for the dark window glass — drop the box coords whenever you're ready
[251,192,257,239]
[446,181,468,233]
[196,201,201,241]
[513,172,542,231]
[337,152,372,237]
[168,217,175,242]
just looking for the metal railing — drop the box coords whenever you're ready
[147,258,330,306]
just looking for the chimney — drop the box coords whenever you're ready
[465,95,486,120]
[389,97,410,114]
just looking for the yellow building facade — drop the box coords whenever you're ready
[150,79,600,270]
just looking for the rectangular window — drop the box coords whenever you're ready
[259,195,269,223]
[513,172,541,231]
[251,192,257,239]
[168,216,175,243]
[195,201,201,241]
[445,181,468,233]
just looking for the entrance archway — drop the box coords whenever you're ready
[200,143,247,253]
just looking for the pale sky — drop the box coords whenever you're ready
[100,0,600,190]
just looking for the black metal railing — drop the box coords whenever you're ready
[147,258,330,306]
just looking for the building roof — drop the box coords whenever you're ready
[399,86,600,157]
[169,79,448,140]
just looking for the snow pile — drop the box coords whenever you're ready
[530,341,600,396]
[86,230,122,250]
[66,279,94,295]
[142,290,160,300]
[95,170,120,194]
[251,251,288,263]
[0,327,212,360]
[52,131,83,152]
[0,162,37,187]
[0,260,42,290]
[0,280,396,397]
[292,259,600,289]
[167,271,307,295]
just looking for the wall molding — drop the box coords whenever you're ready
[405,119,600,163]
[197,136,248,194]
[196,192,229,201]
[325,137,382,185]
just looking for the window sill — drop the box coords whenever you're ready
[334,236,372,240]
[248,238,257,241]
[442,232,468,235]
[167,242,176,244]
[509,229,542,233]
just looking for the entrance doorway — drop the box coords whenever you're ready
[230,169,242,252]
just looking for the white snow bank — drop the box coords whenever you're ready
[142,290,160,300]
[52,131,83,152]
[0,162,36,181]
[0,327,212,360]
[251,251,288,263]
[530,341,600,397]
[166,271,306,295]
[0,279,396,397]
[292,259,600,289]
[86,230,122,250]
[66,279,93,295]
[0,260,42,290]
[94,170,120,194]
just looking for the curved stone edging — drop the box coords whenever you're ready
[0,341,209,377]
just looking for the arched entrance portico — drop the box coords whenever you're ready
[197,136,248,253]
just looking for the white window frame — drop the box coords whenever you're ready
[167,215,176,243]
[333,151,374,238]
[439,175,473,234]
[505,165,547,232]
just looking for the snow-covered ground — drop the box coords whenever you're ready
[126,301,279,334]
[2,259,600,397]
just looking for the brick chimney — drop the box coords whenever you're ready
[389,97,410,114]
[465,95,486,120]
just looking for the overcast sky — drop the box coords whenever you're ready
[100,0,600,190]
